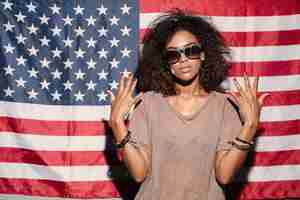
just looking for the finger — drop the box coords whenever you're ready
[258,93,270,106]
[233,78,247,99]
[123,73,134,96]
[129,78,138,96]
[116,74,126,96]
[253,76,259,94]
[227,92,240,106]
[107,90,115,103]
[127,93,144,120]
[243,72,251,91]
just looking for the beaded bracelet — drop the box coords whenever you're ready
[235,137,254,146]
[228,140,252,151]
[115,131,132,149]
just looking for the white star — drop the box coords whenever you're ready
[40,79,50,90]
[86,16,96,26]
[74,69,85,80]
[27,46,38,56]
[51,48,63,58]
[16,34,27,44]
[109,58,120,68]
[62,37,73,48]
[97,91,108,102]
[26,2,37,13]
[97,27,108,37]
[120,25,131,36]
[3,21,15,32]
[109,16,120,26]
[74,91,85,102]
[121,47,131,57]
[86,37,96,48]
[98,69,108,80]
[86,80,97,90]
[86,58,96,69]
[63,80,73,91]
[98,48,108,59]
[16,56,27,66]
[51,69,63,79]
[74,5,84,15]
[74,26,85,37]
[4,87,14,97]
[51,90,62,101]
[63,15,73,26]
[64,59,73,69]
[109,80,119,90]
[15,77,27,88]
[27,89,38,99]
[120,4,131,15]
[74,48,85,58]
[97,4,107,15]
[40,36,50,46]
[109,37,120,47]
[121,68,131,78]
[28,68,38,78]
[3,65,15,76]
[15,11,26,23]
[50,4,61,15]
[51,25,62,36]
[27,24,39,35]
[40,57,51,68]
[2,0,13,10]
[39,14,50,25]
[4,43,15,54]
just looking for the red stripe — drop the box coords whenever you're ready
[0,148,121,166]
[140,30,300,47]
[229,60,300,76]
[258,120,300,137]
[0,117,109,136]
[228,180,300,199]
[140,0,300,16]
[0,178,130,198]
[247,150,300,167]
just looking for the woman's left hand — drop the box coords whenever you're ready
[231,74,269,134]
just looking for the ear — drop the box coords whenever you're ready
[200,52,205,61]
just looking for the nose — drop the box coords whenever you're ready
[178,51,188,63]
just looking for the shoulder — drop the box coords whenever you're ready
[141,91,162,103]
[212,91,239,113]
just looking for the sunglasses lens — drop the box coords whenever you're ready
[185,45,202,59]
[165,50,180,64]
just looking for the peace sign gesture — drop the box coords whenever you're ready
[231,75,269,136]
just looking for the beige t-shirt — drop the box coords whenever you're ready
[128,91,242,200]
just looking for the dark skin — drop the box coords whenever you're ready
[108,30,269,184]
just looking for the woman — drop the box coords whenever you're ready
[108,10,269,200]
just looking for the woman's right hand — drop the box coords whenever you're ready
[108,74,143,135]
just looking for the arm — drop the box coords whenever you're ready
[215,75,269,185]
[109,74,150,182]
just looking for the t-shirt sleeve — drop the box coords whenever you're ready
[128,94,151,147]
[217,98,242,151]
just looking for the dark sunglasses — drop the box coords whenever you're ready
[165,44,203,65]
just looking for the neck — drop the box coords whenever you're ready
[174,75,207,97]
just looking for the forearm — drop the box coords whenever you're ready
[215,124,256,184]
[111,119,150,182]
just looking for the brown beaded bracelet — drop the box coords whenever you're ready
[235,137,254,146]
[228,140,252,151]
[115,131,132,149]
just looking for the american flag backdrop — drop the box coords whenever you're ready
[0,0,300,200]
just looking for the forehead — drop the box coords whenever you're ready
[166,30,199,48]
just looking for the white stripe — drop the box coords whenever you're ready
[0,132,111,151]
[140,13,300,32]
[231,45,300,62]
[1,101,300,123]
[0,102,111,121]
[0,163,115,181]
[239,165,300,182]
[223,75,300,92]
[260,104,300,122]
[255,135,300,152]
[0,194,121,200]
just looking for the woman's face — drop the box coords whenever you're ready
[165,30,204,83]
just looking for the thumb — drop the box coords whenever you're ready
[258,93,270,106]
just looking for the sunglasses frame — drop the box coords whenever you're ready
[165,43,203,65]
